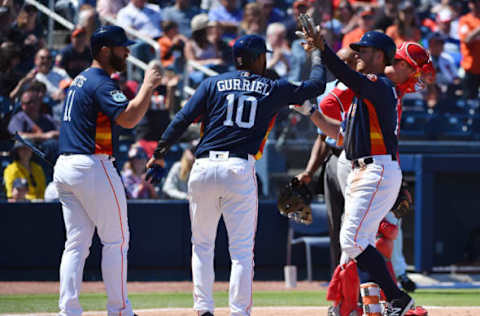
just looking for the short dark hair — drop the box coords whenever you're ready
[162,20,178,33]
[29,80,47,94]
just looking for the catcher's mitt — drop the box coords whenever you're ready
[391,181,413,218]
[277,177,313,225]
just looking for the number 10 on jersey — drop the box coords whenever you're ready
[223,93,257,129]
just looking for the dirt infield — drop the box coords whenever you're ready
[1,282,479,316]
[3,306,480,316]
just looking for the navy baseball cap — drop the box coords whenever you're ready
[350,31,396,65]
[91,25,135,55]
[233,35,272,67]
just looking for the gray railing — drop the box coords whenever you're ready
[24,0,219,96]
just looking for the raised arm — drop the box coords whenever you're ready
[115,63,163,128]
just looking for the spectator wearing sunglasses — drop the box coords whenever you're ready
[342,7,376,49]
[3,141,46,201]
[7,88,60,172]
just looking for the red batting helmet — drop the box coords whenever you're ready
[395,41,436,84]
[395,42,430,70]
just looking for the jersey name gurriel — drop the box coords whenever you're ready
[161,66,326,159]
[59,67,129,157]
[216,78,270,96]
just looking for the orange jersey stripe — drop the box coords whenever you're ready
[363,99,387,155]
[254,115,277,160]
[95,112,113,155]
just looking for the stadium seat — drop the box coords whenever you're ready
[0,155,11,174]
[0,96,13,115]
[432,114,473,140]
[470,115,480,140]
[116,137,135,171]
[286,203,330,282]
[402,98,425,111]
[400,111,432,139]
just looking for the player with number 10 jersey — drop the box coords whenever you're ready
[151,35,326,316]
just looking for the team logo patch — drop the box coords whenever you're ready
[367,74,378,82]
[111,90,127,102]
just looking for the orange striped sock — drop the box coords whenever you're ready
[360,282,382,316]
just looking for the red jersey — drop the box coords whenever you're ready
[318,81,355,121]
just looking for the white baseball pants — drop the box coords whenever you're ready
[188,153,258,316]
[340,155,402,259]
[54,154,133,316]
[336,150,351,196]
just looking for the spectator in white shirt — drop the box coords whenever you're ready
[97,0,129,20]
[266,23,291,78]
[428,32,459,88]
[117,0,163,39]
[33,48,71,102]
[162,147,194,200]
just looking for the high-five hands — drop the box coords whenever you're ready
[295,14,325,51]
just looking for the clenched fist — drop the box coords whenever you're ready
[144,60,164,90]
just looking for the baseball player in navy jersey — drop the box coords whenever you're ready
[295,47,356,275]
[146,34,326,316]
[54,25,163,316]
[298,23,414,315]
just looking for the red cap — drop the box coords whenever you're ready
[360,7,375,17]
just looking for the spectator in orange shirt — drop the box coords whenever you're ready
[342,7,375,49]
[158,20,188,69]
[386,0,421,47]
[337,0,356,36]
[458,0,480,100]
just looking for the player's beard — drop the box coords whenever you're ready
[109,52,127,72]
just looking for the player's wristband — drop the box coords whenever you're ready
[311,50,322,66]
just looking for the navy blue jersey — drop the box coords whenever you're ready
[161,65,326,159]
[59,67,129,156]
[321,46,399,160]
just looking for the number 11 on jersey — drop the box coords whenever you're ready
[63,90,76,122]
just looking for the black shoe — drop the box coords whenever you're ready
[398,273,417,293]
[384,293,414,316]
[201,312,214,316]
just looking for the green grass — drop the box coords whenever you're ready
[0,290,479,314]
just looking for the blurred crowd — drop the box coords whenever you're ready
[1,0,480,202]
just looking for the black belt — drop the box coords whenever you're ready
[352,154,397,169]
[329,146,342,157]
[62,152,113,159]
[61,152,80,156]
[197,152,249,160]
